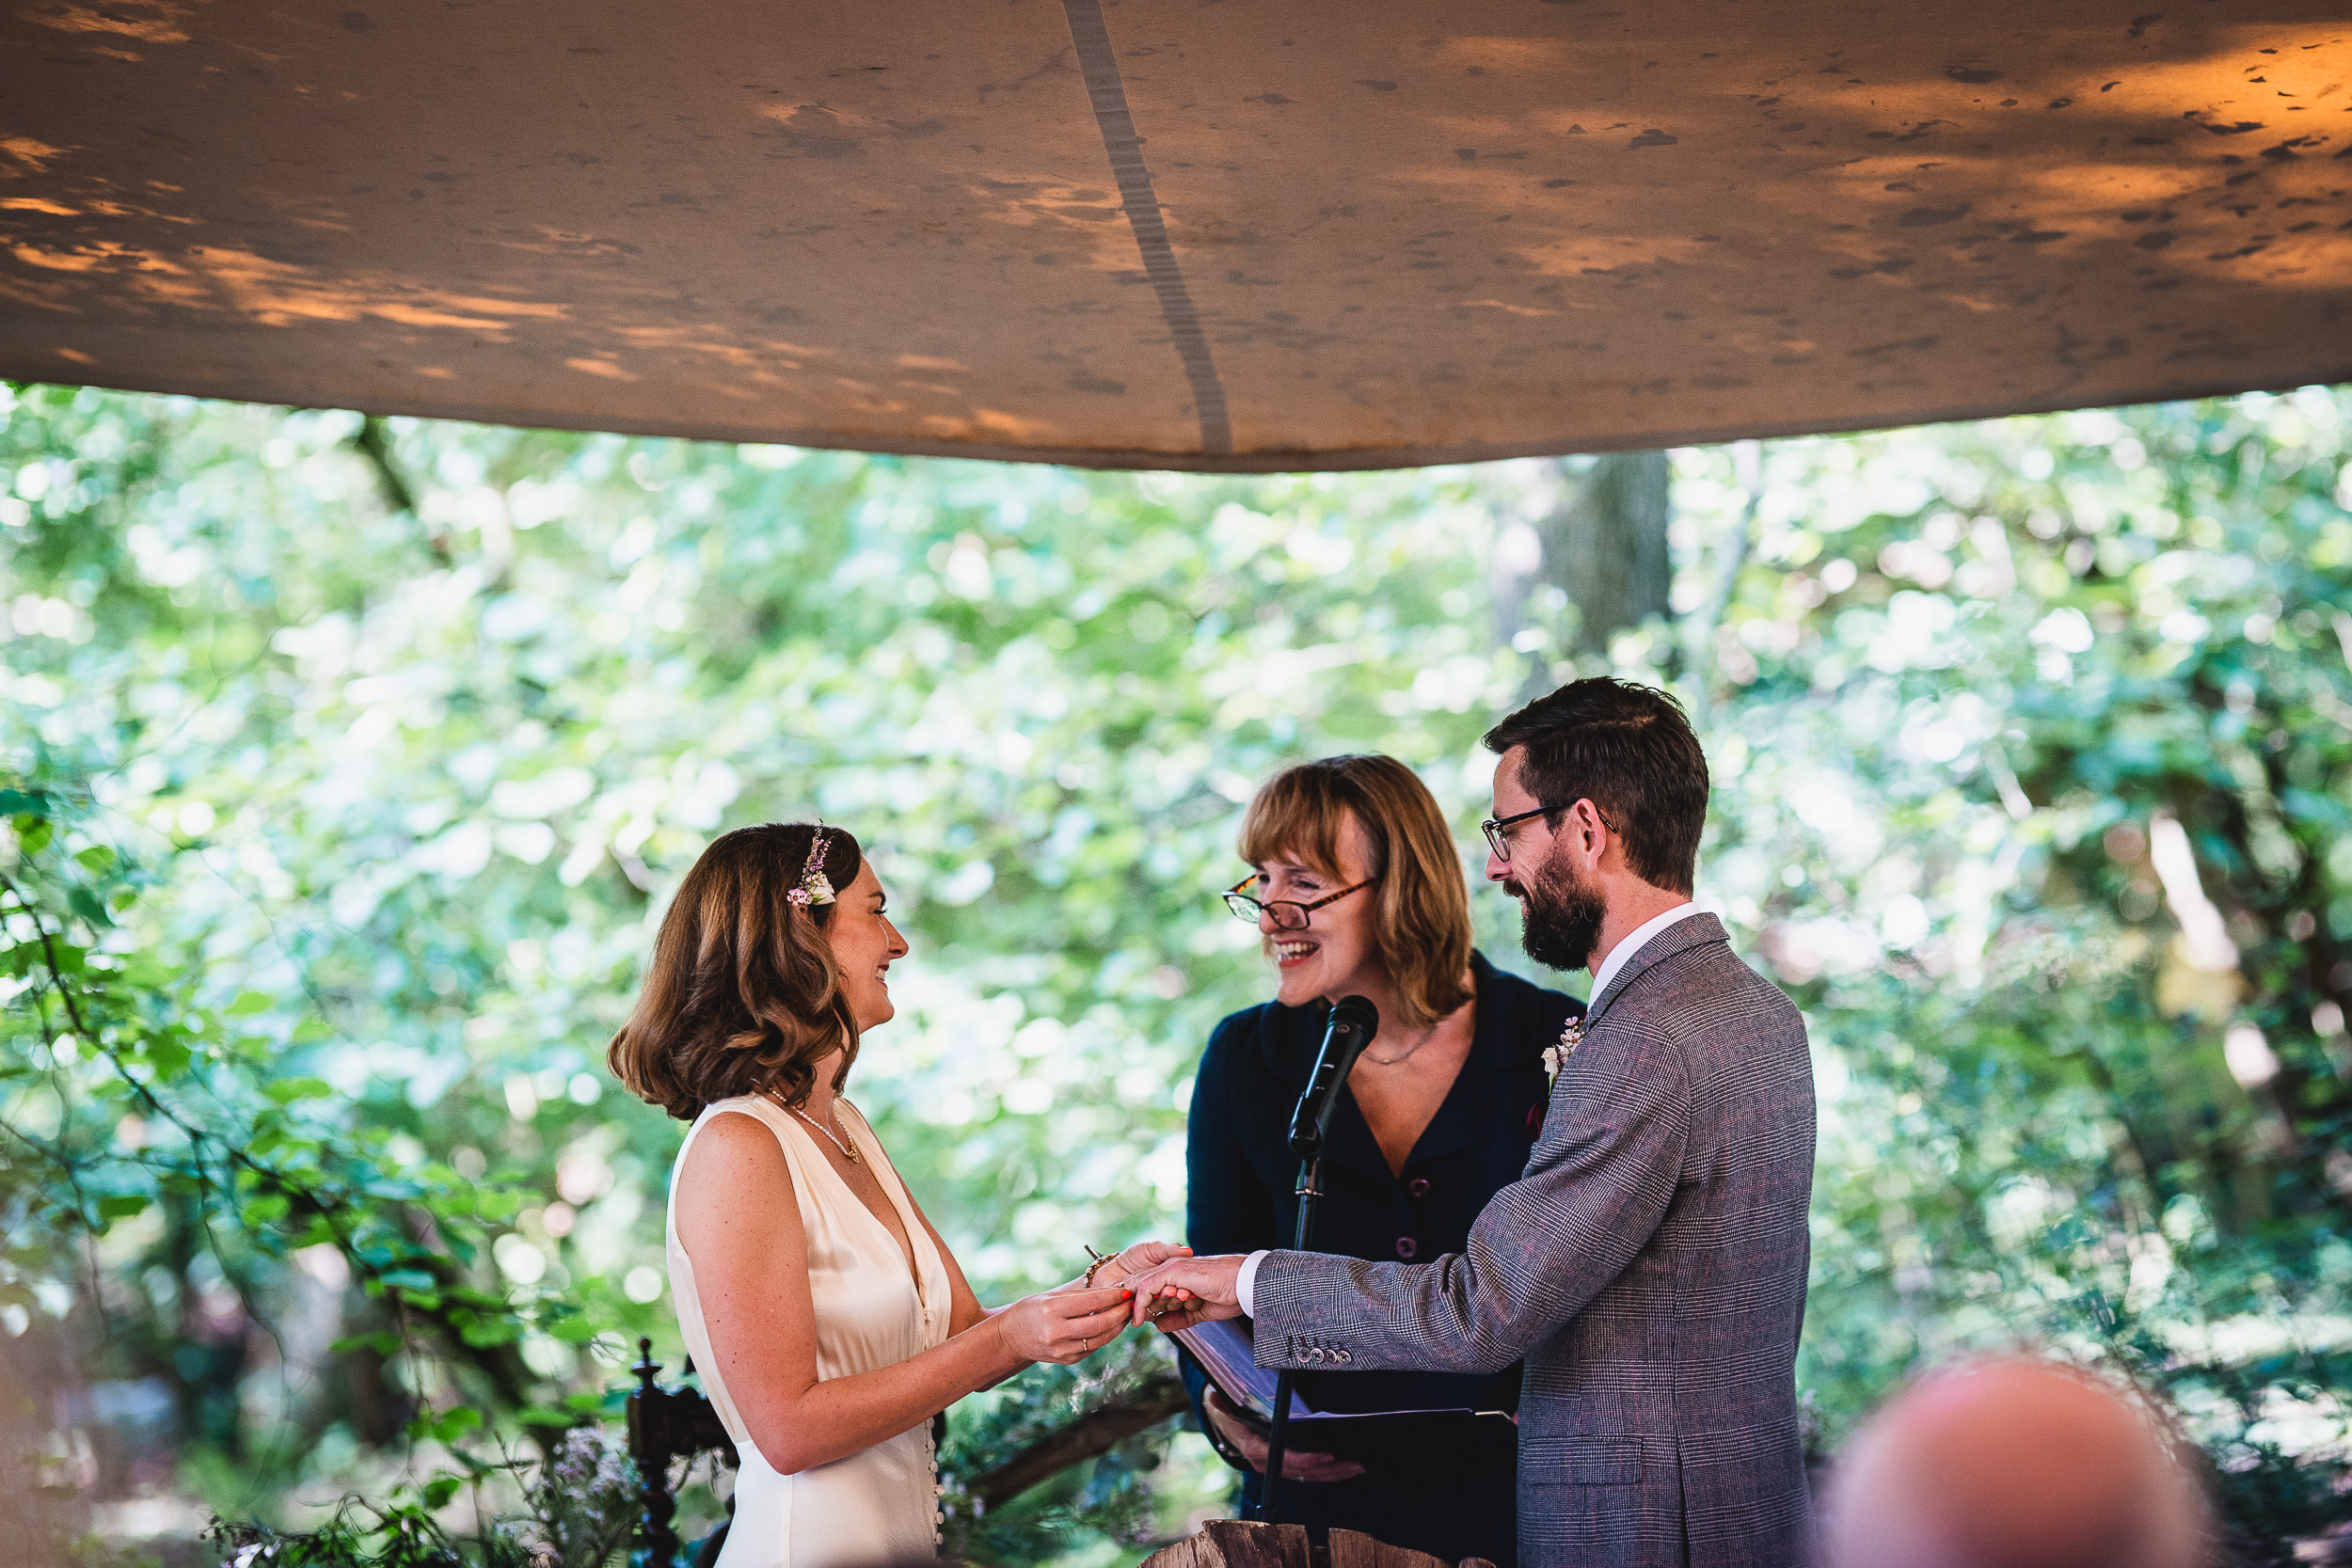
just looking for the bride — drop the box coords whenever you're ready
[610,823,1180,1566]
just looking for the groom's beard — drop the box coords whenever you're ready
[1510,851,1607,973]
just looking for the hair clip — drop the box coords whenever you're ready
[787,824,837,910]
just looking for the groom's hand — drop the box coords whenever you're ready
[1127,1253,1246,1330]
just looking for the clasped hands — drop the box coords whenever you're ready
[993,1242,1246,1366]
[991,1239,1208,1366]
[1116,1244,1248,1332]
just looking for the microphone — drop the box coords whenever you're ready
[1287,995,1380,1158]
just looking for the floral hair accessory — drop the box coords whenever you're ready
[786,824,838,911]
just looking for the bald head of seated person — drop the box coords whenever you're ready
[1827,1355,2205,1568]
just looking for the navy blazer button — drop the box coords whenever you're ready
[1395,1236,1418,1259]
[1406,1177,1430,1197]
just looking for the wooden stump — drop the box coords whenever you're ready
[1138,1519,1313,1568]
[1136,1520,1496,1568]
[1326,1528,1457,1568]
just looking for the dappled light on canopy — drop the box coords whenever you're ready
[1,0,2346,468]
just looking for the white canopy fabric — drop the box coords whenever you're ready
[3,1,2345,470]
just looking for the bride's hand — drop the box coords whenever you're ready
[993,1286,1135,1366]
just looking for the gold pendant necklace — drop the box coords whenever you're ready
[1363,1021,1441,1068]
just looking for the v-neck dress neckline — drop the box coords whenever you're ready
[1341,1005,1479,1178]
[815,1098,928,1307]
[1334,1001,1503,1183]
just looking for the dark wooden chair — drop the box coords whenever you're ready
[624,1335,1192,1564]
[627,1337,738,1568]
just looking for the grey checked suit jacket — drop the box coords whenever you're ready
[1250,914,1816,1568]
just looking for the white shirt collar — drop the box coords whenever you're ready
[1586,901,1708,1007]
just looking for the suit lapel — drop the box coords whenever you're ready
[1584,912,1728,1023]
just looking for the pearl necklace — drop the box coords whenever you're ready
[780,1096,863,1164]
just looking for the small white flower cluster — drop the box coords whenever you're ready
[496,1426,640,1568]
[548,1424,636,1497]
[1543,1018,1586,1085]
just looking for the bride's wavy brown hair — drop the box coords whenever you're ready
[609,823,866,1120]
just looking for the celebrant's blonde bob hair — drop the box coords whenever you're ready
[1238,754,1473,1030]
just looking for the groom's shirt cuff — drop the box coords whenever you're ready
[1235,1250,1269,1318]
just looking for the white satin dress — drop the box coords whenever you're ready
[667,1095,954,1567]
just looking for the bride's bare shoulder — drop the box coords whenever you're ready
[678,1104,794,1189]
[675,1107,803,1259]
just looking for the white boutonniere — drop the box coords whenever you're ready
[1543,1017,1585,1085]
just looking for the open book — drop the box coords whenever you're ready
[1169,1317,1313,1420]
[1169,1318,1517,1465]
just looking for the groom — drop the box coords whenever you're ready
[1134,678,1817,1568]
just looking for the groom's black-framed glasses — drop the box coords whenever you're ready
[1482,800,1621,862]
[1222,875,1376,930]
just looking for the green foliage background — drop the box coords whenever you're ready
[2,381,2348,1562]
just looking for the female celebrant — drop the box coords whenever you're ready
[1183,756,1582,1568]
[611,823,1175,1568]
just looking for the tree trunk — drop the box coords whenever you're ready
[1493,451,1673,695]
[1551,451,1673,657]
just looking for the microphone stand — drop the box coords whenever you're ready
[1253,1151,1322,1522]
[1252,995,1376,1524]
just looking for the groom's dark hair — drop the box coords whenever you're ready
[1485,678,1708,895]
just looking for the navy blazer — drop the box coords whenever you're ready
[1180,951,1582,1566]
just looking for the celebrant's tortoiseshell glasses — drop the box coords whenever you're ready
[1481,800,1620,862]
[1222,875,1376,931]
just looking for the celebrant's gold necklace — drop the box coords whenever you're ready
[780,1096,863,1164]
[1362,1020,1441,1068]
